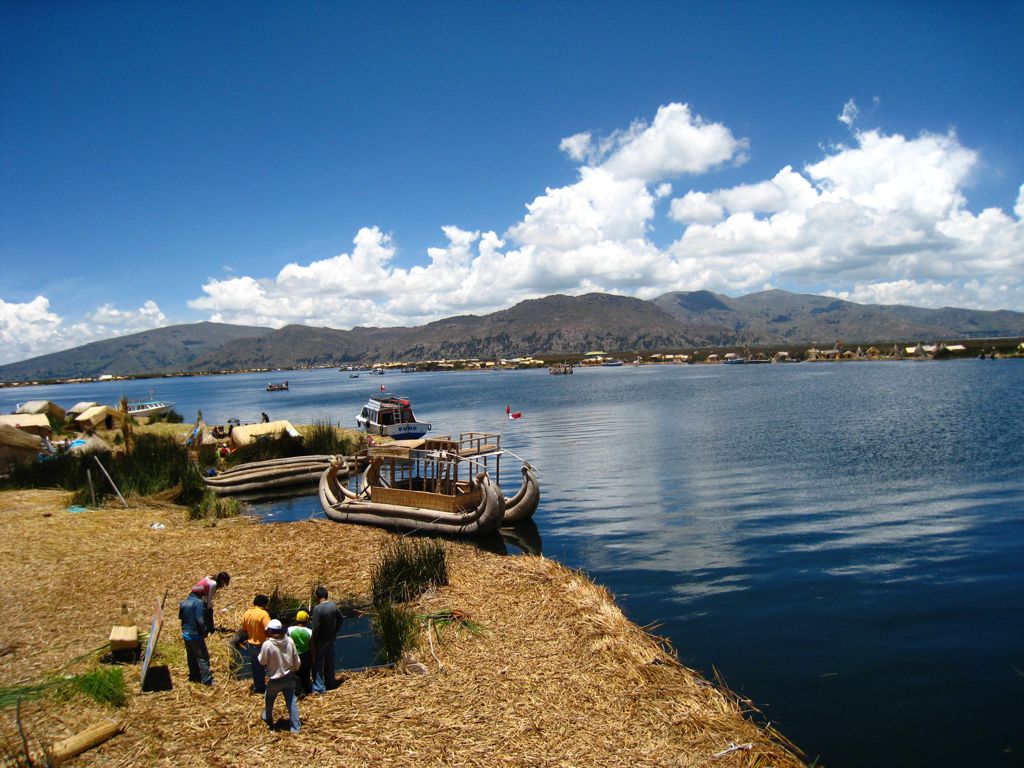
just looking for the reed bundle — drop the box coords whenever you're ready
[0,489,803,767]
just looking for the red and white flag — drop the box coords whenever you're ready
[505,404,522,420]
[380,384,386,392]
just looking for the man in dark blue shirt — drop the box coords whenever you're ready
[179,583,213,685]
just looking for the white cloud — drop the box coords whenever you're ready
[838,98,860,127]
[184,107,1024,334]
[559,132,592,162]
[0,296,64,364]
[600,103,748,181]
[0,298,168,365]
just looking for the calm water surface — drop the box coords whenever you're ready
[5,361,1023,766]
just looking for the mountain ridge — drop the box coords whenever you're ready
[2,291,1022,381]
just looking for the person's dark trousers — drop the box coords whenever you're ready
[184,637,213,685]
[248,642,266,693]
[297,650,312,694]
[311,641,335,693]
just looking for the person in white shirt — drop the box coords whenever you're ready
[257,619,301,732]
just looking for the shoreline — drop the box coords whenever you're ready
[2,336,1022,389]
[0,489,804,766]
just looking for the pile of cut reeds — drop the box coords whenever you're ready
[0,488,805,767]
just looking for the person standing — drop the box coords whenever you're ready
[309,586,341,694]
[240,594,271,693]
[195,571,230,635]
[257,619,301,732]
[179,583,213,685]
[287,610,313,695]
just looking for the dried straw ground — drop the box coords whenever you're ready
[0,490,804,767]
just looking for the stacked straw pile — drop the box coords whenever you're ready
[0,489,803,767]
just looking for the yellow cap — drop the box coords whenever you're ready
[296,610,309,622]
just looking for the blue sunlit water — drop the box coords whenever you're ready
[5,360,1023,766]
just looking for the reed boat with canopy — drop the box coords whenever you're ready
[319,431,539,536]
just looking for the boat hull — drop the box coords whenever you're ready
[319,463,506,536]
[502,465,540,523]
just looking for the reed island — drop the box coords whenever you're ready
[0,421,803,767]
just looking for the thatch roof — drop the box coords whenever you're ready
[0,423,42,451]
[0,490,804,767]
[14,400,66,421]
[0,425,41,469]
[67,434,112,454]
[229,419,301,448]
[74,405,125,430]
[67,401,99,417]
[0,413,52,438]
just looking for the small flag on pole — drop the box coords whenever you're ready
[505,404,522,420]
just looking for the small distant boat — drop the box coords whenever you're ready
[601,359,624,367]
[349,373,360,378]
[126,399,172,418]
[549,363,573,375]
[266,381,289,392]
[356,394,431,439]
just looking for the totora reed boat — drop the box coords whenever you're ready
[319,432,539,536]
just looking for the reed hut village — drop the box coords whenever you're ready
[0,393,805,767]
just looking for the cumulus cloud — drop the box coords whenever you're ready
[8,100,1021,367]
[838,98,860,127]
[180,102,1024,335]
[568,103,748,182]
[0,297,168,365]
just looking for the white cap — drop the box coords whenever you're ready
[266,619,283,632]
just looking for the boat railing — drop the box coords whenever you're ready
[457,431,501,456]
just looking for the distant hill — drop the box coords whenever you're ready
[187,293,706,370]
[652,289,1024,344]
[2,291,1022,381]
[0,321,270,381]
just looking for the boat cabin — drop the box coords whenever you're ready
[355,432,505,512]
[356,394,432,438]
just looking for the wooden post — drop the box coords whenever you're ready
[49,719,124,763]
[93,456,128,508]
[86,469,96,507]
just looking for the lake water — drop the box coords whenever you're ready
[4,361,1023,766]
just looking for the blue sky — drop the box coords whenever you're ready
[2,1,1023,364]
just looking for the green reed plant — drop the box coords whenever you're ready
[225,432,306,466]
[371,602,418,664]
[69,667,125,707]
[186,489,240,521]
[370,537,449,607]
[302,421,357,456]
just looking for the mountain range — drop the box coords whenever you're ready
[2,290,1023,381]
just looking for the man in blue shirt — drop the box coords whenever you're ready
[179,583,213,685]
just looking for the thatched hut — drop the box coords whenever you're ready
[66,401,99,420]
[0,413,53,438]
[74,405,125,432]
[229,419,301,449]
[14,400,66,422]
[0,423,42,469]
